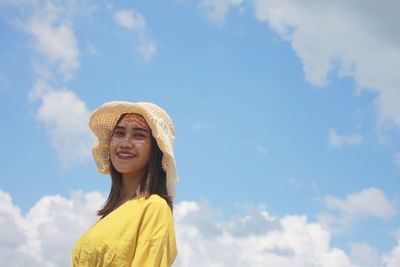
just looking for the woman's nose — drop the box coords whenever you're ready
[119,135,135,147]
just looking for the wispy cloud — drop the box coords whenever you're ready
[394,152,400,166]
[0,73,10,92]
[255,144,268,155]
[87,42,100,56]
[113,9,156,63]
[3,0,97,167]
[252,0,400,131]
[349,242,381,266]
[328,129,363,148]
[192,122,214,131]
[244,140,268,155]
[318,188,396,233]
[384,234,400,267]
[198,0,244,26]
[203,0,400,135]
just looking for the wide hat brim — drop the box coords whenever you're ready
[89,101,178,198]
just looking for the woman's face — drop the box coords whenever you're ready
[109,113,152,176]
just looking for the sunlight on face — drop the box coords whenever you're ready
[109,113,152,176]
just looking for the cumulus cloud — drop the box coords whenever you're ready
[0,189,104,266]
[114,9,156,63]
[349,242,381,267]
[31,81,95,167]
[199,0,245,26]
[22,2,80,80]
[318,188,396,233]
[1,189,400,266]
[328,129,363,148]
[384,233,400,267]
[7,0,96,81]
[174,200,356,266]
[6,0,96,167]
[252,0,400,130]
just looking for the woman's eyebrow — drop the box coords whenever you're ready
[132,127,150,133]
[115,125,150,133]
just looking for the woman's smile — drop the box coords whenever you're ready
[116,150,137,160]
[109,113,152,175]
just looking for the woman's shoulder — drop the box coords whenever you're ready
[137,195,173,225]
[139,194,170,212]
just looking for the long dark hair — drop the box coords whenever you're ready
[97,113,173,219]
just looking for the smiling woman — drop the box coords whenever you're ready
[71,101,179,267]
[108,114,153,201]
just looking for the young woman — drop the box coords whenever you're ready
[71,101,178,266]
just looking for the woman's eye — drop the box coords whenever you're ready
[114,130,124,136]
[135,133,146,138]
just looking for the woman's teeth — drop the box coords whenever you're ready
[118,153,134,157]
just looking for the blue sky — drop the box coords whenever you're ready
[1,0,400,266]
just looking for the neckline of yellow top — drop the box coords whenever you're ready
[98,195,142,222]
[117,194,139,208]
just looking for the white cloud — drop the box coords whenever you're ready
[0,189,104,266]
[29,79,52,101]
[199,0,245,26]
[384,233,400,267]
[1,189,400,266]
[328,129,363,148]
[174,200,357,267]
[5,0,95,80]
[23,2,80,80]
[7,1,96,167]
[0,191,39,265]
[252,0,400,130]
[32,83,95,167]
[318,188,396,232]
[349,242,381,267]
[114,9,146,31]
[28,80,95,168]
[113,9,156,63]
[0,1,96,169]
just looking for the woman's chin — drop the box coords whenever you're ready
[114,166,146,176]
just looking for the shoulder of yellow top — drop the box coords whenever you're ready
[141,194,169,209]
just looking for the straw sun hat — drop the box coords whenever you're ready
[89,101,178,198]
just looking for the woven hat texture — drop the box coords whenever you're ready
[89,101,178,198]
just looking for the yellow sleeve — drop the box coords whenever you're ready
[131,197,177,267]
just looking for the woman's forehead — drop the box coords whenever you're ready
[117,113,150,129]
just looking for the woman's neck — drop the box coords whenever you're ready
[120,170,146,201]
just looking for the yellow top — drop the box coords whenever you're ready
[71,194,177,267]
